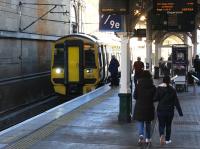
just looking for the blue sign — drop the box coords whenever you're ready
[99,14,124,32]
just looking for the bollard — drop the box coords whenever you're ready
[154,66,159,79]
[193,83,196,95]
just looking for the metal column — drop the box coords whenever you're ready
[118,33,132,123]
[192,29,197,56]
[146,14,152,72]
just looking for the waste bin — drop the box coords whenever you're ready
[154,66,159,79]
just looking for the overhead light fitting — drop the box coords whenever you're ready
[140,16,146,21]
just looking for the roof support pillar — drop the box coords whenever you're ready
[146,13,152,72]
[155,41,161,67]
[192,29,198,56]
[118,33,132,123]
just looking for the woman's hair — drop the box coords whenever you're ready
[163,75,171,85]
[141,70,152,79]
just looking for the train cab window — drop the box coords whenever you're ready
[54,47,64,67]
[84,50,96,68]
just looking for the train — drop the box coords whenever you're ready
[51,33,120,96]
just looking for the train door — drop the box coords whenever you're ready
[98,45,104,83]
[64,40,84,95]
[102,45,109,82]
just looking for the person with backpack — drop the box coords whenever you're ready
[154,75,183,145]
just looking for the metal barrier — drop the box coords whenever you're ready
[191,75,199,82]
[171,75,188,92]
[171,75,178,81]
[191,75,199,95]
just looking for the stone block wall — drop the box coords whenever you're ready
[0,0,71,36]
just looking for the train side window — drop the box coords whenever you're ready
[54,48,64,67]
[84,50,96,68]
[98,46,103,68]
[101,45,106,67]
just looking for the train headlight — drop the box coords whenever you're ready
[55,68,62,74]
[86,69,93,73]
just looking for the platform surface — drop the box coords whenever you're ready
[1,82,200,149]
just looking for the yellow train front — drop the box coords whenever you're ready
[51,33,109,96]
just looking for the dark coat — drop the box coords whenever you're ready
[133,61,144,77]
[154,83,183,116]
[193,58,200,72]
[108,58,119,76]
[133,78,156,121]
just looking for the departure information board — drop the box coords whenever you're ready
[153,0,197,14]
[99,0,129,14]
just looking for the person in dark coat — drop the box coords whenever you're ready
[108,55,120,86]
[159,57,165,76]
[154,75,183,145]
[133,57,144,86]
[166,54,172,76]
[133,70,156,145]
[193,55,200,84]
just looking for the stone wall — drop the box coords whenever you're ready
[0,0,71,112]
[0,38,52,78]
[0,0,70,36]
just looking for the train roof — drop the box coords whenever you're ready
[56,33,99,43]
[56,33,121,46]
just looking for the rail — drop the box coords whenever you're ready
[0,85,110,134]
[0,71,50,85]
[0,94,60,131]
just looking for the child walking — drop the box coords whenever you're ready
[154,75,183,145]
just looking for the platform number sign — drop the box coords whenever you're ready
[99,14,123,32]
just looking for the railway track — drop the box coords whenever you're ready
[0,94,72,131]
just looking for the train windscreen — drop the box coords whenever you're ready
[54,47,64,67]
[84,50,96,68]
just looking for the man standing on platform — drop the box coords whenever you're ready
[193,55,200,85]
[133,57,144,86]
[108,55,120,86]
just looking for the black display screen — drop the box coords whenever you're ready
[172,45,188,64]
[153,0,196,14]
[99,0,129,14]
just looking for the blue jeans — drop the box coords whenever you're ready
[137,121,151,139]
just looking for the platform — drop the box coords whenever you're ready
[0,82,200,149]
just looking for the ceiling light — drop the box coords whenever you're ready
[140,16,146,21]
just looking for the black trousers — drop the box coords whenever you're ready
[157,113,174,141]
[111,74,119,86]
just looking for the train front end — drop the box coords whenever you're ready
[51,34,101,96]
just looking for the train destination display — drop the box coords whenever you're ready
[99,0,129,14]
[153,0,196,14]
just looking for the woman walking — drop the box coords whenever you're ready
[133,70,156,145]
[154,75,183,145]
